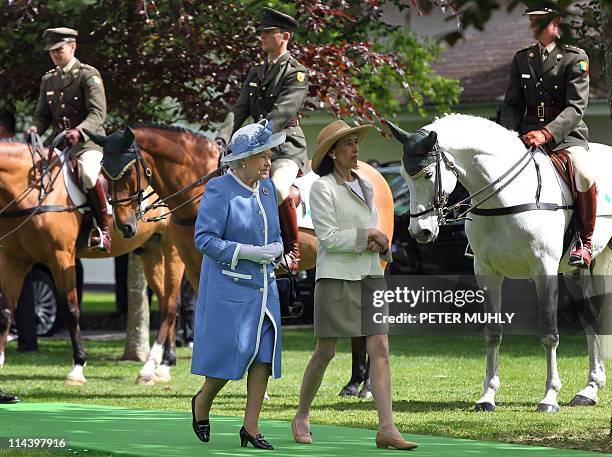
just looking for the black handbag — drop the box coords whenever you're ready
[283,254,304,318]
[287,272,304,318]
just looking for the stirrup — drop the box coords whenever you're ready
[568,238,588,267]
[87,226,105,251]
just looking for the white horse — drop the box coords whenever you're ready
[389,114,609,413]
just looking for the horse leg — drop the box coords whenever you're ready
[0,258,31,370]
[134,243,164,385]
[474,273,503,412]
[569,327,607,406]
[155,237,183,383]
[564,267,608,406]
[135,237,182,385]
[49,253,87,385]
[170,224,201,290]
[534,274,561,413]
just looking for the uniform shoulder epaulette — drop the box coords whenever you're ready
[563,44,584,54]
[42,68,55,79]
[288,56,306,70]
[79,63,99,73]
[517,43,537,53]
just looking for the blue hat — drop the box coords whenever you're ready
[222,120,286,164]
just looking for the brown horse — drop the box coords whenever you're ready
[87,126,395,290]
[0,141,184,385]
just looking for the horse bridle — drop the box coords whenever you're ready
[107,142,155,221]
[108,140,224,224]
[406,130,567,225]
[405,136,454,221]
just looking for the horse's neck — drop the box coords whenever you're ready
[137,130,217,207]
[0,149,69,210]
[449,147,538,207]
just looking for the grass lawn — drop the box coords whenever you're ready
[81,292,159,313]
[1,328,610,456]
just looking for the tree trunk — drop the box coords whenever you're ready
[121,254,150,361]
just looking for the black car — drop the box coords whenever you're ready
[376,161,474,275]
[10,261,83,344]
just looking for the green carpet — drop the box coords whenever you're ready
[0,402,601,456]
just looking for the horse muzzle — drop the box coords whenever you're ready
[411,227,438,244]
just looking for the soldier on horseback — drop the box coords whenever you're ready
[501,1,595,267]
[26,27,111,252]
[215,8,310,272]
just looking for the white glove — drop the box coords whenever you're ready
[261,242,283,261]
[238,244,276,264]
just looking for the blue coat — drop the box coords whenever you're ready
[191,172,282,380]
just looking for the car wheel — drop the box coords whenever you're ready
[28,268,58,336]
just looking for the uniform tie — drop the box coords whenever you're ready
[542,48,549,62]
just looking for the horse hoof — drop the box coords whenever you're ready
[536,403,559,413]
[569,394,596,407]
[153,373,171,383]
[474,402,495,412]
[136,375,156,386]
[358,388,373,399]
[338,383,359,397]
[64,377,87,386]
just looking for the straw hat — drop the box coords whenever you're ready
[221,120,286,164]
[312,120,371,173]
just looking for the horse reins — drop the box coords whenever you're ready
[108,140,224,224]
[407,130,573,225]
[0,133,86,244]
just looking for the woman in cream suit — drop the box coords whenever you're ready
[291,120,417,450]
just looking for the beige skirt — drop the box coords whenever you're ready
[314,276,389,338]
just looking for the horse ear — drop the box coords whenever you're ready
[387,121,411,144]
[121,127,136,148]
[84,129,107,147]
[425,131,438,148]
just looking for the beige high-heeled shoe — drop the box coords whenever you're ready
[375,431,418,450]
[291,418,312,444]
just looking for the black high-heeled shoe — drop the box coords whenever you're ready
[191,392,210,442]
[239,426,273,450]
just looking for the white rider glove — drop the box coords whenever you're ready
[237,244,276,264]
[261,242,283,261]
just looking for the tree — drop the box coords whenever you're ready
[0,0,459,132]
[435,0,611,140]
[122,254,149,362]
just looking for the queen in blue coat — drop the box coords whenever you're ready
[190,120,285,450]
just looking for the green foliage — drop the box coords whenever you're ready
[0,0,458,133]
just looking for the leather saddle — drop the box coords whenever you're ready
[65,156,110,251]
[548,150,578,202]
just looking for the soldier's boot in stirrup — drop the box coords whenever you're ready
[86,177,111,253]
[569,183,597,268]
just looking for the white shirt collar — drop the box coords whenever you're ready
[228,169,260,192]
[539,42,556,54]
[60,57,77,73]
[269,51,288,66]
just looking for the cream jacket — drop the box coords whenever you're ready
[310,171,391,281]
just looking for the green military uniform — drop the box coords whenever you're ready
[217,52,310,173]
[500,42,589,151]
[31,27,111,252]
[32,58,106,156]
